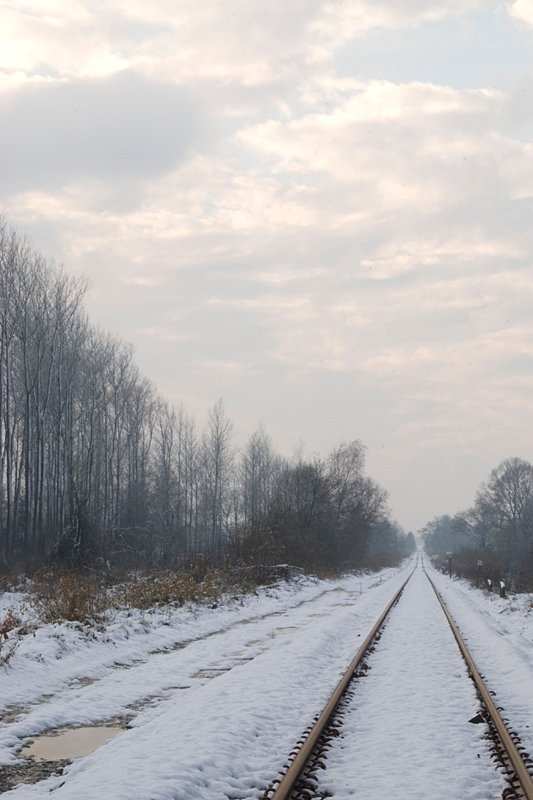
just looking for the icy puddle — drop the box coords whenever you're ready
[23,726,122,762]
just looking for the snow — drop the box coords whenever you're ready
[430,566,533,768]
[0,558,531,799]
[0,567,405,797]
[0,572,385,717]
[321,566,505,799]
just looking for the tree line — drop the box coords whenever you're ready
[422,457,533,589]
[0,220,412,574]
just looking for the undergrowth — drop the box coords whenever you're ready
[0,608,22,640]
[6,562,309,626]
[116,570,221,609]
[0,608,24,665]
[29,570,107,624]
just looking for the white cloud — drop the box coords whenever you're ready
[0,0,499,95]
[508,0,533,27]
[361,237,525,280]
[2,0,533,530]
[311,0,492,45]
[0,2,130,84]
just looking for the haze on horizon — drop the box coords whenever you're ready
[1,0,533,533]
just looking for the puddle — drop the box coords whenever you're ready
[22,726,123,762]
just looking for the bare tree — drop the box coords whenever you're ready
[199,400,234,556]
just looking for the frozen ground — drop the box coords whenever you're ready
[432,566,533,769]
[0,558,531,799]
[322,566,505,799]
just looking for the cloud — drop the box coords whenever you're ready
[0,1,128,81]
[0,1,329,87]
[0,0,497,95]
[508,0,533,27]
[311,0,492,45]
[0,71,204,191]
[237,81,505,191]
[361,237,525,280]
[2,1,533,532]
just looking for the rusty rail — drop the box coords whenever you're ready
[265,572,413,800]
[426,571,533,800]
[262,561,533,799]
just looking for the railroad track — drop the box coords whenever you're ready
[260,557,533,800]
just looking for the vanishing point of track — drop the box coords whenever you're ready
[260,556,533,800]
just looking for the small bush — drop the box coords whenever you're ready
[0,608,25,666]
[0,609,22,640]
[361,552,404,571]
[116,569,221,610]
[220,563,305,593]
[29,570,107,624]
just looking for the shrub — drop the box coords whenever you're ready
[115,569,221,610]
[0,608,22,640]
[220,563,306,592]
[29,569,107,623]
[0,608,25,666]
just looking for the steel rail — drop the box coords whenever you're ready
[426,571,533,800]
[267,571,413,800]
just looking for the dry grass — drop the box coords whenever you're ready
[0,608,22,640]
[0,608,24,665]
[29,570,107,624]
[115,570,221,609]
[26,567,221,622]
[22,560,302,624]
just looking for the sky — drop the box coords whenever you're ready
[1,0,533,533]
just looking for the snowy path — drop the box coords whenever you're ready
[1,575,393,716]
[1,560,531,799]
[1,567,409,797]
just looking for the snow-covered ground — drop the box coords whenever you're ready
[431,566,533,770]
[321,565,505,799]
[0,558,531,799]
[0,566,406,797]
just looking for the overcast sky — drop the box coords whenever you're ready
[2,0,533,532]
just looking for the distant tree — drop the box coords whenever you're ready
[0,217,399,576]
[240,424,274,533]
[474,457,533,563]
[421,514,469,556]
[200,399,234,554]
